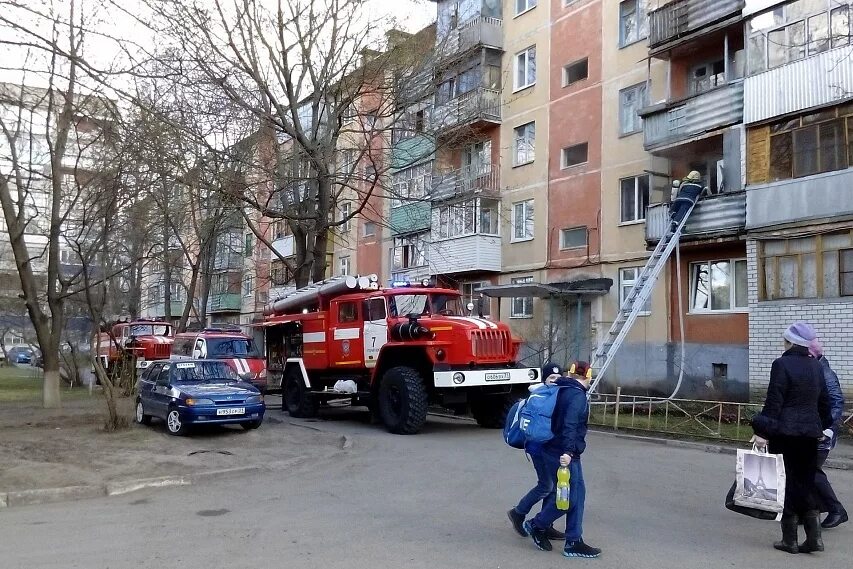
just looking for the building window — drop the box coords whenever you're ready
[391,161,432,207]
[270,261,293,286]
[511,276,534,318]
[272,220,291,240]
[339,256,351,277]
[619,267,652,314]
[242,274,254,297]
[244,233,254,257]
[619,83,646,136]
[365,165,377,182]
[516,0,537,16]
[560,227,588,250]
[511,199,535,242]
[462,282,491,317]
[760,231,853,300]
[514,122,536,166]
[563,58,589,87]
[689,59,726,95]
[619,0,647,47]
[515,46,537,91]
[748,105,853,184]
[562,143,589,168]
[620,175,650,223]
[340,201,352,232]
[363,221,376,237]
[391,232,428,270]
[690,259,748,312]
[436,198,499,239]
[747,2,846,75]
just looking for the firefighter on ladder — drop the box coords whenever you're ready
[669,170,705,230]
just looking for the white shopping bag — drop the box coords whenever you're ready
[733,445,786,515]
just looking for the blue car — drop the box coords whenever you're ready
[135,359,265,436]
[16,352,32,364]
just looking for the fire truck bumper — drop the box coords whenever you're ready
[433,367,540,389]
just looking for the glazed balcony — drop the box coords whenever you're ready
[641,81,743,151]
[431,164,499,203]
[649,0,744,52]
[645,191,746,244]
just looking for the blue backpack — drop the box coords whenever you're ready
[503,398,527,449]
[519,385,561,444]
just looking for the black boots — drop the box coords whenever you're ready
[773,514,799,554]
[799,510,825,553]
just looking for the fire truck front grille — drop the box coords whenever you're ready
[151,343,171,359]
[471,330,509,361]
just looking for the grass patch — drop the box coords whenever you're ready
[0,365,95,403]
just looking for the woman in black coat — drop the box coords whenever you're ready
[752,322,832,555]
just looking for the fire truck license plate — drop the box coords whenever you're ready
[217,408,245,416]
[485,372,511,382]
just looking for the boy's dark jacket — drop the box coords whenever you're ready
[542,377,589,458]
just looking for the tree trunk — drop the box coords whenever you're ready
[42,368,62,408]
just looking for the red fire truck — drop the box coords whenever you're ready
[260,275,539,434]
[97,319,174,373]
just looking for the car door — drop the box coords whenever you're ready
[329,299,363,368]
[363,297,389,369]
[139,362,162,413]
[148,364,173,418]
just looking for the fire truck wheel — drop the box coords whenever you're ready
[379,366,428,435]
[284,373,319,418]
[470,393,516,429]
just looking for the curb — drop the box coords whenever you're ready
[5,485,106,507]
[592,428,853,471]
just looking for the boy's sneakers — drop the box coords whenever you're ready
[546,526,565,540]
[523,521,553,552]
[507,509,528,537]
[563,539,602,558]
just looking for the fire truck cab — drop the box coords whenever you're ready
[97,320,174,372]
[262,275,539,434]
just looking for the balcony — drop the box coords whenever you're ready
[645,191,746,243]
[436,16,503,59]
[433,88,500,133]
[272,235,294,258]
[431,165,499,203]
[428,234,501,275]
[208,293,242,313]
[389,202,431,235]
[746,169,853,230]
[391,266,430,284]
[146,301,185,318]
[641,81,743,151]
[649,0,744,51]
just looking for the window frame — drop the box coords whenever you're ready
[511,199,535,243]
[339,201,352,233]
[362,220,376,238]
[461,281,491,317]
[562,58,589,87]
[619,174,650,224]
[559,226,588,250]
[561,142,589,169]
[759,231,853,301]
[515,0,537,17]
[510,276,534,319]
[619,0,648,48]
[513,121,536,166]
[514,46,537,92]
[339,255,351,277]
[619,83,647,136]
[619,267,652,316]
[688,258,749,314]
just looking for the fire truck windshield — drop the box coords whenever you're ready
[129,324,170,336]
[207,338,259,358]
[390,294,463,317]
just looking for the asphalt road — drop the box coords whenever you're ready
[2,408,852,569]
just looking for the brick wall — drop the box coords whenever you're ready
[747,240,853,401]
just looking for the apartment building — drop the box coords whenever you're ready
[742,0,853,399]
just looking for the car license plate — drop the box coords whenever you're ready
[485,372,511,382]
[216,407,245,416]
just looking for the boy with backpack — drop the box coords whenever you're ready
[507,362,566,542]
[522,361,601,559]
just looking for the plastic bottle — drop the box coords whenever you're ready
[556,465,570,510]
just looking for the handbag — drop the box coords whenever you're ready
[724,443,785,520]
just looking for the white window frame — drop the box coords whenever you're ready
[462,282,491,317]
[689,258,748,314]
[242,274,254,297]
[510,276,534,318]
[619,175,650,224]
[619,83,647,136]
[362,220,376,237]
[340,201,352,233]
[515,0,537,17]
[339,256,351,277]
[513,122,536,166]
[514,46,537,91]
[560,227,588,250]
[563,58,589,87]
[561,143,589,169]
[619,267,651,316]
[619,0,648,48]
[511,199,535,242]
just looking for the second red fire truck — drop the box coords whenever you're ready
[260,275,539,434]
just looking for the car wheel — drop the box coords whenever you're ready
[135,399,152,426]
[166,408,188,436]
[378,366,428,435]
[241,420,262,430]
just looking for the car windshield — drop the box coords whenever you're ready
[390,293,464,317]
[207,338,259,358]
[169,361,240,383]
[130,324,170,336]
